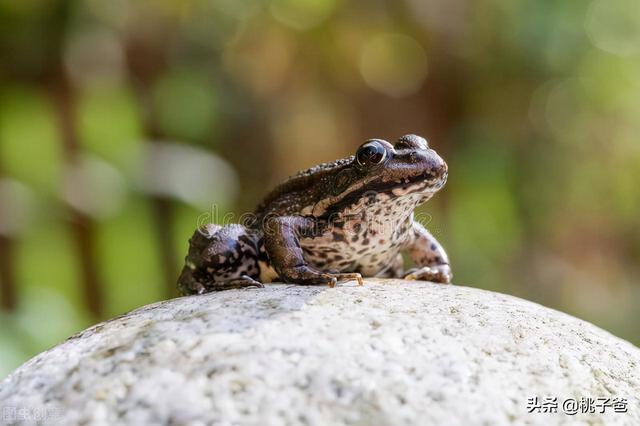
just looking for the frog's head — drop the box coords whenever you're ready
[313,134,447,216]
[354,134,448,195]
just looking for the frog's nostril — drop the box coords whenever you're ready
[428,160,446,177]
[436,160,447,175]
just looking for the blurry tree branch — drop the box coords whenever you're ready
[124,28,179,300]
[46,0,104,318]
[0,233,17,312]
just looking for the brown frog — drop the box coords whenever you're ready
[178,134,451,294]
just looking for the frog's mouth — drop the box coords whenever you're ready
[386,169,448,195]
[314,168,447,218]
[363,162,448,198]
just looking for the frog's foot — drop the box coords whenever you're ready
[198,275,265,294]
[404,265,452,284]
[328,272,364,287]
[282,266,363,287]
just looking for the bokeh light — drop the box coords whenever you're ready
[270,0,337,31]
[138,142,238,210]
[359,33,428,98]
[62,155,128,220]
[585,0,640,57]
[0,179,36,237]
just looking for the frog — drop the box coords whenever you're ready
[177,134,452,295]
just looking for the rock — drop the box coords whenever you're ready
[0,279,639,425]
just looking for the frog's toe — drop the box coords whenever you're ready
[332,272,364,286]
[238,275,266,288]
[200,275,265,292]
[284,266,338,287]
[404,266,452,284]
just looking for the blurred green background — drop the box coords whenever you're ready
[1,0,639,378]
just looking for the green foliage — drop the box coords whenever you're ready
[78,86,144,173]
[0,87,62,194]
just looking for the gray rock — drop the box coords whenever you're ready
[1,280,639,426]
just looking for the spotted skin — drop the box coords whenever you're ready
[178,134,452,294]
[404,221,452,283]
[178,224,265,294]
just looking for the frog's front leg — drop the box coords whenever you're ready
[404,221,452,284]
[263,215,363,287]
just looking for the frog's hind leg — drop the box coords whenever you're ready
[375,254,405,278]
[403,222,452,284]
[178,267,263,294]
[198,275,263,294]
[178,224,264,295]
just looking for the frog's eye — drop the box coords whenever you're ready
[356,140,387,166]
[396,134,428,150]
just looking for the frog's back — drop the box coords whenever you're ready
[251,157,354,225]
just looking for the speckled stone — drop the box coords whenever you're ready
[1,280,639,426]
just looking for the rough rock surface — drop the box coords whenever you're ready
[1,280,639,426]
